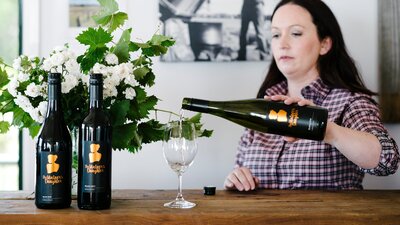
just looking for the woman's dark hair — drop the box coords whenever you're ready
[257,0,376,98]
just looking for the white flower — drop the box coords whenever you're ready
[25,83,41,98]
[65,59,80,75]
[42,58,53,71]
[124,76,137,86]
[115,63,133,80]
[81,74,89,87]
[62,74,79,93]
[103,76,119,89]
[29,108,44,123]
[53,45,65,52]
[14,94,32,112]
[17,72,29,82]
[103,85,118,98]
[12,57,22,70]
[123,87,136,100]
[7,78,19,97]
[50,52,66,67]
[105,53,118,65]
[38,101,48,118]
[92,63,107,74]
[63,49,76,60]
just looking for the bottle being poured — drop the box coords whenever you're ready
[181,97,328,141]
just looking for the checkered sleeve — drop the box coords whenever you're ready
[235,129,254,168]
[341,95,399,176]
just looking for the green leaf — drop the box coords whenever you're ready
[93,0,119,23]
[113,28,131,63]
[188,113,201,124]
[78,46,108,73]
[138,95,158,118]
[0,99,16,114]
[199,129,213,138]
[138,120,164,144]
[138,71,156,87]
[133,42,151,49]
[28,122,41,138]
[185,113,214,138]
[92,0,128,32]
[150,34,175,46]
[0,90,14,103]
[0,121,10,133]
[109,100,130,126]
[12,107,27,127]
[127,94,157,120]
[76,27,112,47]
[0,67,9,87]
[133,67,150,80]
[133,86,146,102]
[112,123,137,149]
[141,46,166,57]
[129,42,140,52]
[107,12,128,32]
[139,35,175,57]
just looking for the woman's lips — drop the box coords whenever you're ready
[279,56,294,61]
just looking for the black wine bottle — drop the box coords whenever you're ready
[78,73,112,210]
[35,73,72,209]
[182,98,328,141]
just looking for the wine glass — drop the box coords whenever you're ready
[162,121,198,209]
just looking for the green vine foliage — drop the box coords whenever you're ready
[0,0,212,154]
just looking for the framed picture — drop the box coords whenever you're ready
[159,0,279,62]
[378,0,400,122]
[69,0,101,28]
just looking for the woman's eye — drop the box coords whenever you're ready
[292,32,302,37]
[272,34,280,38]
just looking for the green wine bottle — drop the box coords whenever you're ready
[182,98,328,141]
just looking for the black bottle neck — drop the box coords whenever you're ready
[89,74,103,110]
[182,98,214,113]
[46,74,63,117]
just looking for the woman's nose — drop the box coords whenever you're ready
[278,34,290,49]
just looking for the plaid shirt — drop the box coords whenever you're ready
[235,78,399,190]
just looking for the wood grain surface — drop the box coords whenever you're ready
[0,189,399,225]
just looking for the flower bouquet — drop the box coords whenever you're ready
[0,0,212,156]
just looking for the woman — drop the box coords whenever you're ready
[224,0,399,191]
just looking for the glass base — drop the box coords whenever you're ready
[164,199,196,209]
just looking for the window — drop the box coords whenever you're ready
[0,0,21,191]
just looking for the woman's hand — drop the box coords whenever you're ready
[264,95,315,142]
[265,94,315,107]
[224,167,259,191]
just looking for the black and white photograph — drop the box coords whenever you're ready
[69,0,100,27]
[159,0,280,62]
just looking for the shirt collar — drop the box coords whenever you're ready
[265,78,331,105]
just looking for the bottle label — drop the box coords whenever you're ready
[82,141,110,193]
[38,151,68,202]
[268,108,299,127]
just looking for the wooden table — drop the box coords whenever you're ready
[0,189,399,225]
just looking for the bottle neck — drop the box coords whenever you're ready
[46,82,63,116]
[182,98,213,113]
[89,83,103,110]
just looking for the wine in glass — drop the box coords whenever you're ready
[163,121,198,209]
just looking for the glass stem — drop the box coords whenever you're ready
[176,173,184,201]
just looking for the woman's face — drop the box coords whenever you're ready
[271,4,330,81]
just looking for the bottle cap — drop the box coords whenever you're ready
[203,186,216,195]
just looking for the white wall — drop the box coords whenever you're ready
[22,0,400,190]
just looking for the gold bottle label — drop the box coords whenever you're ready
[268,108,299,128]
[82,141,110,193]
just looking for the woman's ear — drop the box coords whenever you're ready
[320,37,332,55]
